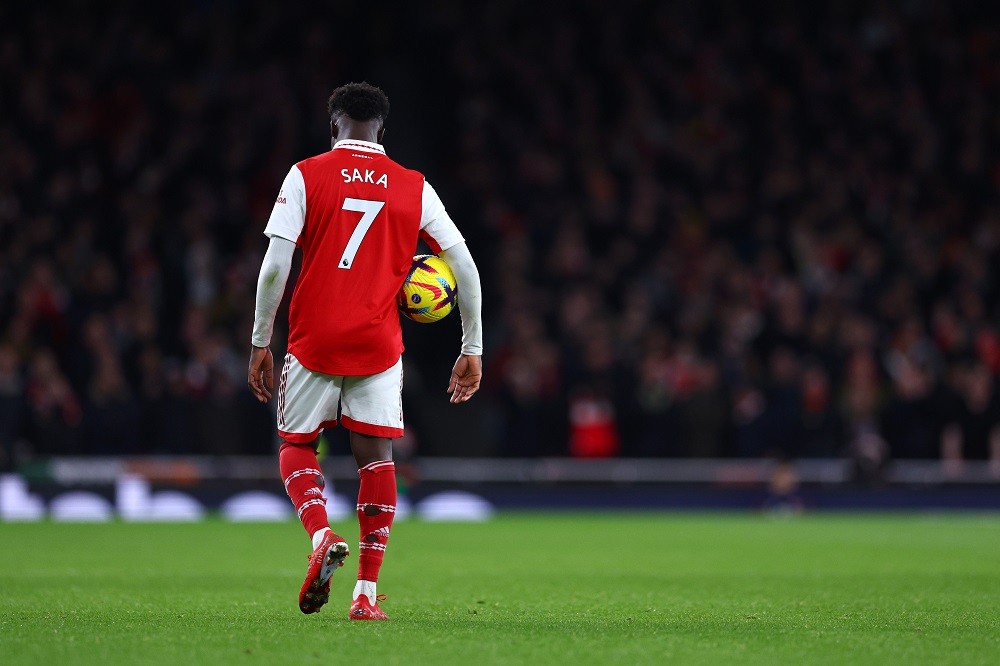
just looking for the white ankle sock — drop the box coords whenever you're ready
[353,579,377,605]
[311,527,331,550]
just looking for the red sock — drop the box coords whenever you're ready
[356,460,396,582]
[279,442,330,538]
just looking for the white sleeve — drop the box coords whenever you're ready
[263,165,306,243]
[251,236,296,348]
[420,180,464,253]
[439,241,483,356]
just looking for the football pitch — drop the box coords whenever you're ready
[1,513,998,665]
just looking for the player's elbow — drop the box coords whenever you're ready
[441,242,480,280]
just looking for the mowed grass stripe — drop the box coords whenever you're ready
[1,514,997,665]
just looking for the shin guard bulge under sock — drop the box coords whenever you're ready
[356,460,397,581]
[279,442,330,537]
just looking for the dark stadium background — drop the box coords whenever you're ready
[1,1,999,509]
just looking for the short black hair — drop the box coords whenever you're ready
[327,82,390,124]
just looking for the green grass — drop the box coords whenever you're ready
[1,514,998,665]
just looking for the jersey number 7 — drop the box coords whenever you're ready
[339,198,386,269]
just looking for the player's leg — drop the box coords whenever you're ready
[340,358,404,620]
[348,433,395,620]
[278,437,331,543]
[279,436,349,614]
[351,432,394,617]
[350,432,393,468]
[275,353,350,613]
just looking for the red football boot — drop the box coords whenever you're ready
[349,593,388,620]
[298,532,349,614]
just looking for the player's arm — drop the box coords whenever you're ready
[419,180,483,404]
[440,241,483,403]
[248,165,306,403]
[248,236,295,402]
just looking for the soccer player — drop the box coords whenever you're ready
[247,82,483,620]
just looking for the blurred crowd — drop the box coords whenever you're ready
[2,1,999,469]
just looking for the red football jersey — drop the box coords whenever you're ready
[265,140,447,376]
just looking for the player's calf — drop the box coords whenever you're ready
[279,442,330,538]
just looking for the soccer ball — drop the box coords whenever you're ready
[397,254,458,323]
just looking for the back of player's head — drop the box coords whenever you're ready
[327,82,390,125]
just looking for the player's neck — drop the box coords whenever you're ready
[332,121,382,148]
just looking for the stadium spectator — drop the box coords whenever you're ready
[0,345,23,470]
[942,360,1000,470]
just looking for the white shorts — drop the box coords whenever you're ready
[276,353,404,443]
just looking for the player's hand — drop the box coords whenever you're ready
[448,354,482,404]
[248,345,274,403]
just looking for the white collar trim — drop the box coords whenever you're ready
[333,139,386,154]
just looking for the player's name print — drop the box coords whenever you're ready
[341,168,388,188]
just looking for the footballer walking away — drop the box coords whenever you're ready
[247,82,483,620]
